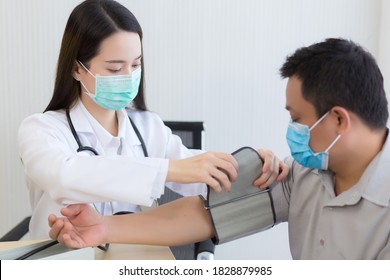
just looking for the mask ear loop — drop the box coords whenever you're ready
[79,80,93,96]
[78,60,96,78]
[77,61,96,96]
[308,111,341,155]
[325,134,341,152]
[310,110,341,153]
[309,111,330,131]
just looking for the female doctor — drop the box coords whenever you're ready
[18,0,280,239]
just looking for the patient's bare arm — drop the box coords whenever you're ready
[49,196,213,248]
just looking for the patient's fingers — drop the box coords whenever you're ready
[49,218,64,240]
[61,221,83,249]
[276,161,289,181]
[60,204,82,218]
[254,149,288,190]
[48,214,57,228]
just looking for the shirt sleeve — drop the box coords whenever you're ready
[377,238,390,259]
[270,156,295,223]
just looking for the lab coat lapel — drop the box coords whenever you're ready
[119,109,143,157]
[68,101,105,155]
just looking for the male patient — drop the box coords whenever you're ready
[49,38,390,259]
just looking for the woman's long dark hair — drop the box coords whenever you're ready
[45,0,147,112]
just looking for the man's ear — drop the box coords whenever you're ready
[72,61,82,81]
[330,106,350,134]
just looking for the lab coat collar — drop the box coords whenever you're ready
[118,108,142,147]
[68,99,95,135]
[69,100,142,149]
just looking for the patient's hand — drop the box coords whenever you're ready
[48,204,107,249]
[254,149,289,190]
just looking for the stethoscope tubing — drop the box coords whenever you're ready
[65,109,148,157]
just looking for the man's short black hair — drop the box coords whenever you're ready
[280,38,388,130]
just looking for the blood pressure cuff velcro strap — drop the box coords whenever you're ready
[203,146,276,245]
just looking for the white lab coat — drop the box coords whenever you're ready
[18,100,206,239]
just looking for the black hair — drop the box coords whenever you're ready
[280,38,388,129]
[45,0,147,112]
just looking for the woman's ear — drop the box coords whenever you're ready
[330,106,350,134]
[72,61,82,81]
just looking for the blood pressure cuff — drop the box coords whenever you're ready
[204,146,276,245]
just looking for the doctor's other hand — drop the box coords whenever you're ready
[254,149,289,190]
[48,204,105,249]
[167,152,239,193]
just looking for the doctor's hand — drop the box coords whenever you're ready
[254,149,289,190]
[48,204,106,249]
[167,152,239,193]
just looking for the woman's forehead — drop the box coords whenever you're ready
[96,31,142,61]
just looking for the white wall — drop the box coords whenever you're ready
[379,0,390,97]
[0,0,385,259]
[0,0,82,241]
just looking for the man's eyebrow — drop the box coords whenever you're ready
[285,105,298,113]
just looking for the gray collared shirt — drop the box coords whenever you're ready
[271,137,390,259]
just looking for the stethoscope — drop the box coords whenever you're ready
[65,109,149,213]
[65,109,150,251]
[66,109,148,157]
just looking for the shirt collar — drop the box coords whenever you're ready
[320,129,390,207]
[361,130,390,207]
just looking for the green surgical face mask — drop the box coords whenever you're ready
[78,61,142,110]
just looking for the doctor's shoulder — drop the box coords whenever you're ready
[125,108,168,135]
[18,110,69,137]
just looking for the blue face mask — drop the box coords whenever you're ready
[78,61,142,110]
[286,112,341,170]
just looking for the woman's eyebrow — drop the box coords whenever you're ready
[104,60,125,64]
[104,55,142,64]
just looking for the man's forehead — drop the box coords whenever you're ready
[285,76,316,116]
[285,77,302,110]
